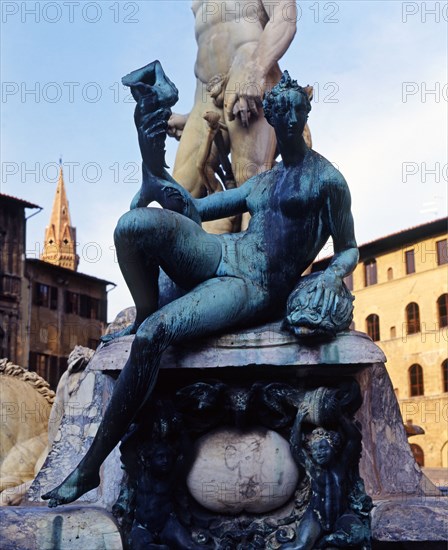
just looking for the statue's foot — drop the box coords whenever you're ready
[42,468,100,508]
[100,323,138,344]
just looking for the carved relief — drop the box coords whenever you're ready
[115,379,372,549]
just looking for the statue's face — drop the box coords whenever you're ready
[151,446,174,474]
[310,438,335,465]
[271,90,308,141]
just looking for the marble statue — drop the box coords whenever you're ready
[168,0,312,233]
[42,60,358,508]
[0,359,54,505]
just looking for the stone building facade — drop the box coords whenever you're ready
[0,187,113,388]
[315,218,447,468]
[0,194,41,366]
[24,259,111,388]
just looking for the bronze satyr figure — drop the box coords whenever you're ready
[43,61,358,507]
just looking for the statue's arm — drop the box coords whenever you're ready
[290,405,310,467]
[310,174,358,316]
[194,177,256,222]
[339,415,362,469]
[256,0,298,75]
[225,0,296,124]
[326,175,359,278]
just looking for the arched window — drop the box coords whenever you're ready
[437,294,448,328]
[406,302,420,334]
[443,359,448,393]
[387,267,393,281]
[409,364,424,396]
[390,326,396,338]
[364,259,377,286]
[436,239,448,265]
[410,444,424,467]
[366,314,380,341]
[442,442,448,469]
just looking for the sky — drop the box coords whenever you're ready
[1,0,447,321]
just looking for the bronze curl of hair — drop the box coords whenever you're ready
[263,70,311,124]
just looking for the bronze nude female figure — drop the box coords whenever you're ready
[43,61,358,507]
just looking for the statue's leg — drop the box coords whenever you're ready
[172,88,243,235]
[225,109,277,232]
[43,235,264,507]
[172,92,222,197]
[102,207,222,341]
[281,508,323,550]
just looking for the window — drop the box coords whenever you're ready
[443,360,448,393]
[390,326,396,338]
[409,364,424,396]
[34,283,58,309]
[387,267,393,281]
[405,249,415,274]
[344,272,353,291]
[436,239,448,265]
[437,294,448,328]
[366,314,380,341]
[80,295,101,320]
[405,302,420,334]
[65,291,80,315]
[65,292,102,319]
[410,444,424,467]
[364,259,377,286]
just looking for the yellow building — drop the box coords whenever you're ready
[314,218,447,469]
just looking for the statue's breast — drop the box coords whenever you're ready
[275,171,322,220]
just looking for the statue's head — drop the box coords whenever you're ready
[284,272,354,338]
[307,427,341,465]
[263,71,311,139]
[139,441,175,475]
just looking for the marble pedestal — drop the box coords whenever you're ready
[1,325,446,548]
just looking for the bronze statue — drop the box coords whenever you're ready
[42,61,358,507]
[284,405,372,549]
[128,441,200,549]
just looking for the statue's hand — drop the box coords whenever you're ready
[160,184,201,225]
[297,402,309,418]
[167,113,189,141]
[310,270,343,318]
[134,104,172,169]
[225,60,265,127]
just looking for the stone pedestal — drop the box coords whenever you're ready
[1,326,446,548]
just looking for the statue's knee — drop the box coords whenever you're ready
[114,210,152,247]
[114,211,135,246]
[133,315,169,354]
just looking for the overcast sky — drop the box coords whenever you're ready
[1,1,447,321]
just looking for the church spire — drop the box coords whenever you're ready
[41,162,79,270]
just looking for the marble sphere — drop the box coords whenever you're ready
[186,428,299,514]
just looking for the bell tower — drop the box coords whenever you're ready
[41,161,79,270]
